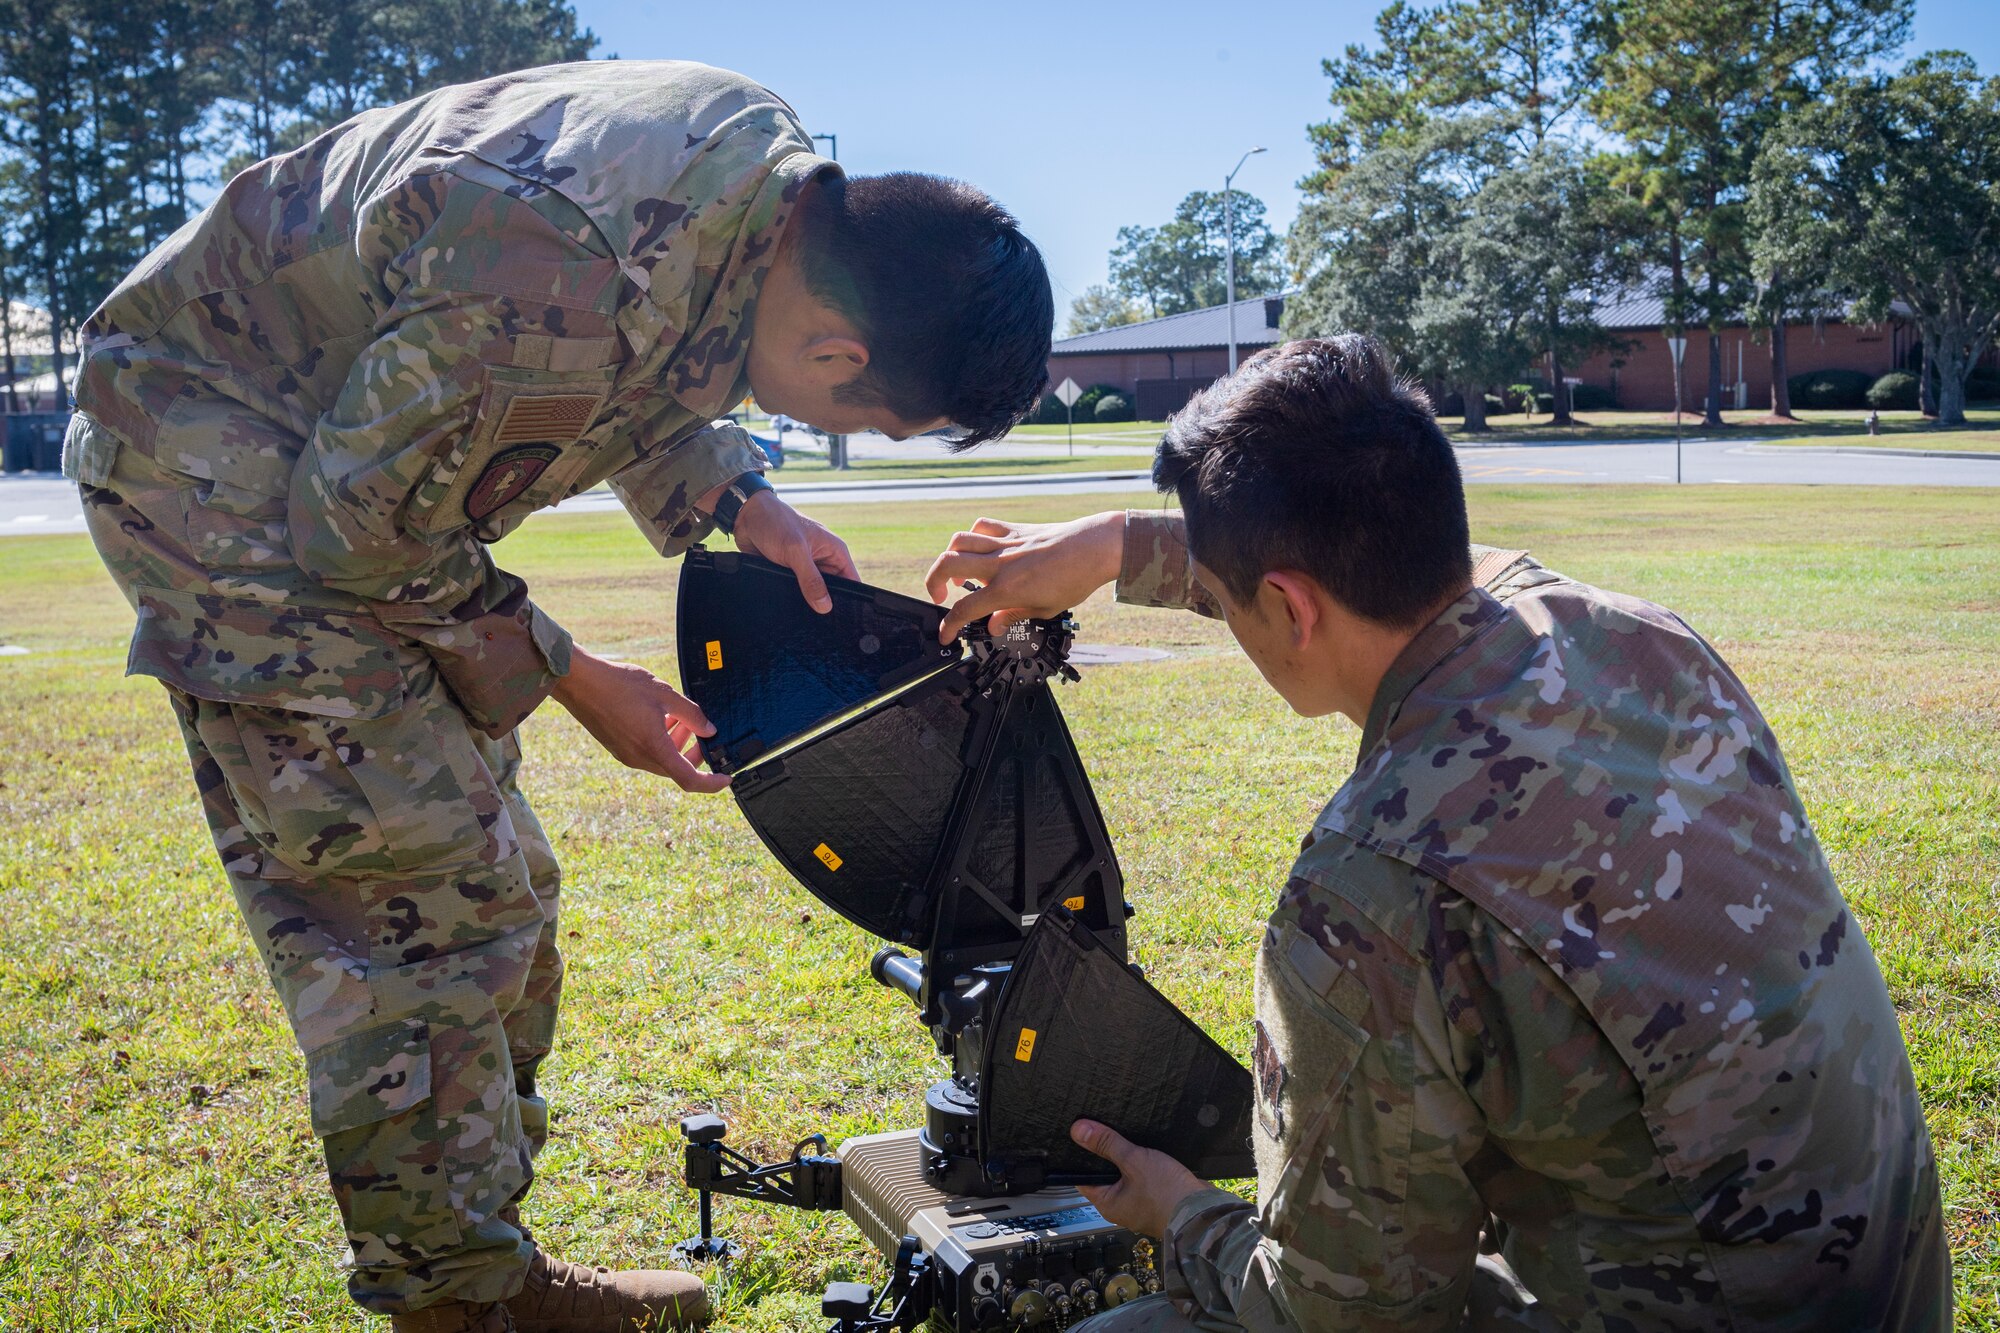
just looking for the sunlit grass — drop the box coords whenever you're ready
[0,486,1994,1328]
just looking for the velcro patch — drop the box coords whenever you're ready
[493,393,601,446]
[466,445,561,520]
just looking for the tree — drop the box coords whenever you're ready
[1751,54,2000,427]
[1065,284,1143,337]
[1299,0,1615,423]
[1109,189,1281,318]
[1288,117,1528,431]
[0,0,598,403]
[1588,0,1911,424]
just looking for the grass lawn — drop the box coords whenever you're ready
[1,488,1995,1329]
[1432,407,2000,451]
[767,453,1152,483]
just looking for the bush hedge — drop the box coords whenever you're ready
[1787,368,1874,410]
[1966,367,2000,402]
[1866,372,1919,411]
[1570,382,1617,412]
[1093,393,1133,422]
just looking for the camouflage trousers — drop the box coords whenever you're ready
[164,664,564,1313]
[1074,1250,1563,1333]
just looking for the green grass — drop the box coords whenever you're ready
[766,454,1152,482]
[1434,406,2000,451]
[1,488,1996,1328]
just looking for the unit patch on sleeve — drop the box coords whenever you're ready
[465,444,562,520]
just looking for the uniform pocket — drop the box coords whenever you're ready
[313,1017,470,1265]
[307,1017,434,1137]
[1252,923,1371,1245]
[406,364,612,538]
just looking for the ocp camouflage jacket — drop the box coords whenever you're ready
[67,61,827,734]
[1115,510,1949,1332]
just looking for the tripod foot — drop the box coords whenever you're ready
[673,1235,742,1263]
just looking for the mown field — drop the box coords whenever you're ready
[1004,408,2000,451]
[0,487,1995,1329]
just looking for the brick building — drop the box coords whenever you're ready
[1050,289,1991,416]
[1572,293,1920,412]
[1047,295,1284,420]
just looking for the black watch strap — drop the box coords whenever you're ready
[711,471,774,535]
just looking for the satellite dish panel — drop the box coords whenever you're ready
[979,910,1255,1185]
[678,547,960,772]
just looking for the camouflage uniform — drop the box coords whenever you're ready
[63,62,830,1312]
[1084,511,1950,1333]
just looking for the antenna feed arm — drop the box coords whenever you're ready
[872,947,924,1006]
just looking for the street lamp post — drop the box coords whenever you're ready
[1224,147,1265,373]
[811,133,843,465]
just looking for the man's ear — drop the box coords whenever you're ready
[1262,571,1322,648]
[800,333,870,389]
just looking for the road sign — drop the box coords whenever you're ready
[1053,377,1082,407]
[1666,336,1687,365]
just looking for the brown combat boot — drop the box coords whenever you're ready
[504,1246,710,1332]
[390,1300,515,1332]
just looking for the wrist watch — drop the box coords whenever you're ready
[711,471,774,536]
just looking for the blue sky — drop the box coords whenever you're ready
[573,0,1999,318]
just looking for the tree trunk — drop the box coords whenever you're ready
[1769,317,1793,417]
[1917,336,1936,417]
[1935,333,1969,428]
[1549,347,1572,426]
[1704,329,1724,426]
[1460,383,1489,432]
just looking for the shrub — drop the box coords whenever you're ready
[1786,368,1873,410]
[1034,393,1069,424]
[1570,382,1618,412]
[1866,371,1919,411]
[1070,383,1123,419]
[1966,367,2000,403]
[1093,393,1133,422]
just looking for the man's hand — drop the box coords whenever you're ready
[925,511,1126,642]
[550,647,729,793]
[1071,1119,1205,1240]
[729,488,857,613]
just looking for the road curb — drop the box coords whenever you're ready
[1742,444,2000,462]
[771,469,1151,495]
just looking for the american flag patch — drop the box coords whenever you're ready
[493,393,601,445]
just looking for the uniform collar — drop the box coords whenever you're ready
[1358,586,1506,755]
[664,150,837,419]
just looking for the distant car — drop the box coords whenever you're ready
[748,425,786,468]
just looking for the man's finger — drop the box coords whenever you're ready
[987,607,1034,636]
[1070,1118,1133,1167]
[641,740,731,793]
[926,550,998,604]
[817,532,859,581]
[658,685,716,737]
[789,544,833,612]
[940,584,1009,641]
[970,517,1016,537]
[946,530,1006,555]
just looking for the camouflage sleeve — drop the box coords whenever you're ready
[1115,509,1221,618]
[609,421,770,556]
[1160,865,1489,1331]
[287,168,624,736]
[1116,518,1552,622]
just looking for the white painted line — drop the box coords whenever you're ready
[1714,478,1743,484]
[13,514,48,523]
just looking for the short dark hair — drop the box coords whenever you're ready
[1152,335,1472,628]
[794,172,1052,448]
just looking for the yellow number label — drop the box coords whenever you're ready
[1014,1027,1037,1062]
[1063,895,1085,911]
[813,843,843,871]
[705,640,724,670]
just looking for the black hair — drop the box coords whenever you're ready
[1152,335,1473,628]
[793,172,1052,449]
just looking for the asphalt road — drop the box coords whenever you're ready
[4,438,1995,538]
